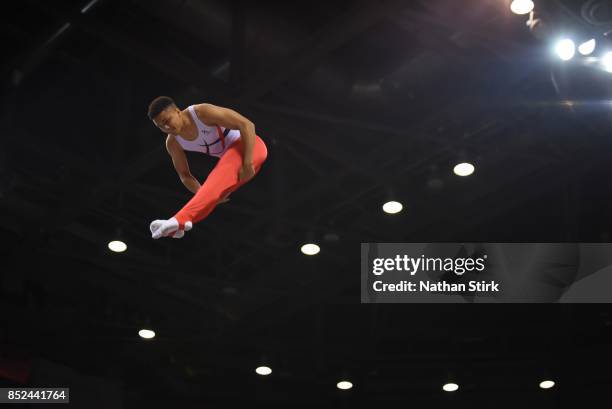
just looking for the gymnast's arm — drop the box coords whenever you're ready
[165,135,200,194]
[194,103,255,166]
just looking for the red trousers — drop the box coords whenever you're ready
[173,135,268,229]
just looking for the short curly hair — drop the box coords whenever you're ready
[147,96,176,120]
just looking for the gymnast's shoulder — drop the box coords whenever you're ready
[165,134,181,153]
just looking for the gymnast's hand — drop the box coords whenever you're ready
[238,162,255,182]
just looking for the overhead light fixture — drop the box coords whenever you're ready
[382,201,403,214]
[255,366,272,376]
[337,380,353,390]
[300,243,320,255]
[539,380,555,389]
[578,39,596,55]
[453,162,475,177]
[555,39,575,61]
[602,51,612,72]
[443,382,459,392]
[108,240,127,253]
[510,0,534,15]
[138,329,155,339]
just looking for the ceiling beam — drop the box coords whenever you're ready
[239,0,406,103]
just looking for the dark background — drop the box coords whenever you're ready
[1,0,612,407]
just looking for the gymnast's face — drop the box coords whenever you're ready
[153,106,182,134]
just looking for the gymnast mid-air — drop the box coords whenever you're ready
[147,96,268,239]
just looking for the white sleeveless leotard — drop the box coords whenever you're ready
[174,105,241,158]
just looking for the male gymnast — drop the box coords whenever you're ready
[147,96,268,239]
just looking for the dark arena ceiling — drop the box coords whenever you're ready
[2,0,612,408]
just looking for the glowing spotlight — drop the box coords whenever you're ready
[108,240,127,253]
[300,243,320,255]
[337,380,353,390]
[539,380,555,389]
[255,366,272,376]
[510,0,534,15]
[382,201,403,214]
[555,39,575,61]
[453,162,475,177]
[602,52,612,72]
[578,39,596,55]
[443,382,459,392]
[138,329,155,339]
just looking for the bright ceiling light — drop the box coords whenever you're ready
[453,162,475,176]
[108,240,127,252]
[138,329,155,339]
[337,380,353,390]
[602,52,612,72]
[555,39,575,61]
[539,380,555,389]
[300,243,320,255]
[578,39,596,55]
[382,201,403,214]
[443,382,459,392]
[255,366,272,376]
[510,0,534,15]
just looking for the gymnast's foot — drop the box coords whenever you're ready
[150,217,193,239]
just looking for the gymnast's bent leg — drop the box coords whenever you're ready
[150,135,268,239]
